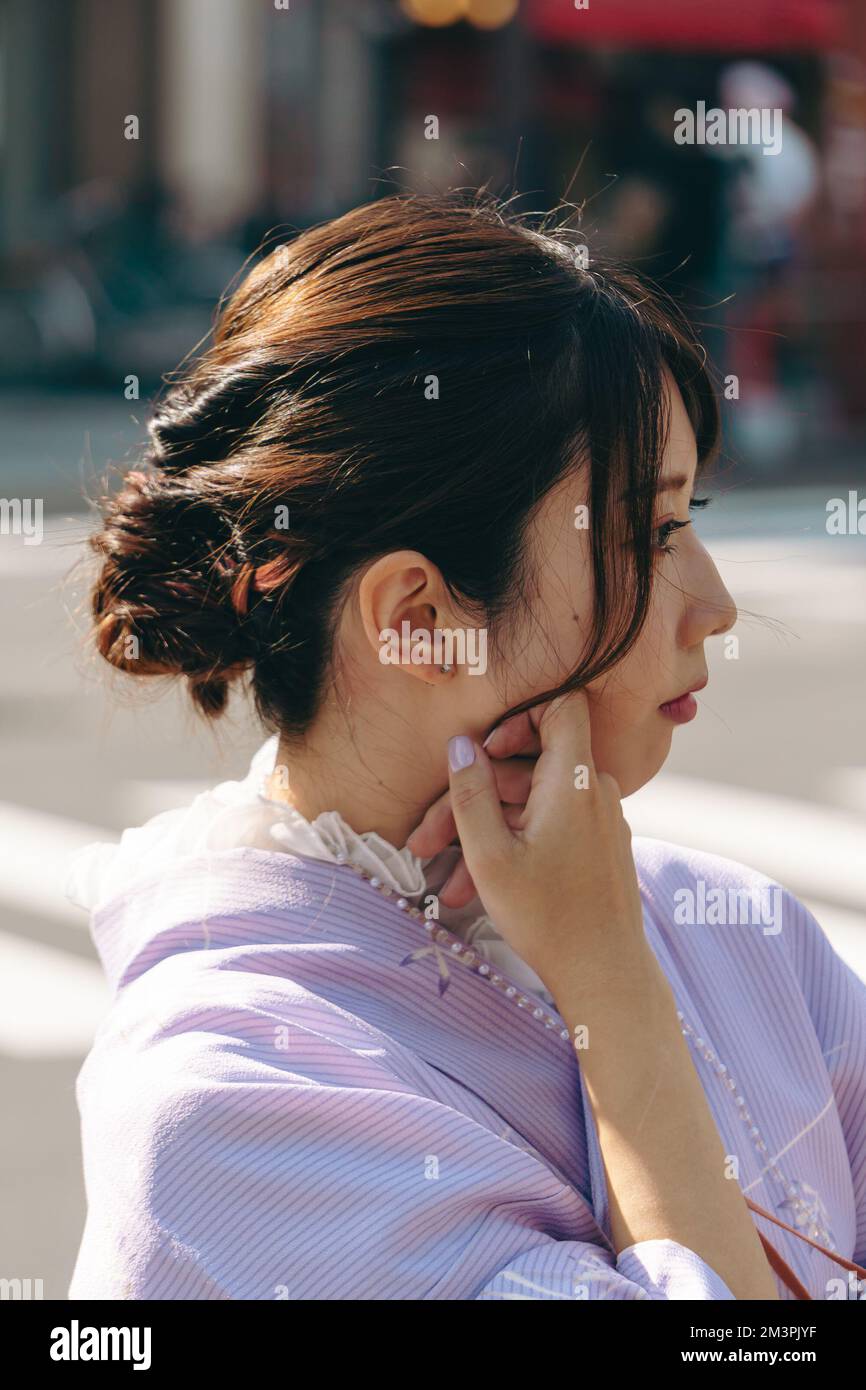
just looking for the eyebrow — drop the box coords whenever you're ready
[621,472,692,501]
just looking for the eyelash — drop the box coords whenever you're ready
[654,496,711,554]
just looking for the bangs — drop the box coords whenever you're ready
[489,236,721,729]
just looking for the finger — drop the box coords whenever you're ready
[489,758,535,805]
[535,689,596,767]
[522,689,597,833]
[439,805,526,907]
[407,759,535,858]
[438,857,477,908]
[406,790,454,857]
[446,735,513,870]
[483,709,541,760]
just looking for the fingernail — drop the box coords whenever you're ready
[447,735,475,772]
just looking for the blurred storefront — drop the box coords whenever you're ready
[526,0,844,49]
[388,0,866,471]
[1,0,864,477]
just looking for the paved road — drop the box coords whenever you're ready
[1,445,864,1296]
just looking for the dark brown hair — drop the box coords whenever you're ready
[89,191,719,740]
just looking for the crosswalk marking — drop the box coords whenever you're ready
[0,929,109,1057]
[0,802,108,930]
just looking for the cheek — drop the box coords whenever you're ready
[498,609,585,705]
[585,681,651,750]
[585,632,668,729]
[584,624,676,775]
[611,593,678,708]
[586,683,674,796]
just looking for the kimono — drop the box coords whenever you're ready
[65,754,866,1301]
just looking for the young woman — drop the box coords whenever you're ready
[67,193,866,1301]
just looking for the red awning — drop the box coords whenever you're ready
[525,0,845,51]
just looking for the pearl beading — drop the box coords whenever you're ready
[675,1009,837,1249]
[337,851,837,1252]
[334,853,572,1043]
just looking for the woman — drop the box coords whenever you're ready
[67,193,866,1301]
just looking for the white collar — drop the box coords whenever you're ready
[67,735,554,1005]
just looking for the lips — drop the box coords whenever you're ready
[658,675,708,725]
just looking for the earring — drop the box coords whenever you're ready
[440,663,452,674]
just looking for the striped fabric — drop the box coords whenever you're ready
[68,837,866,1300]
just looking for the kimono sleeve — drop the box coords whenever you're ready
[477,1237,734,1300]
[73,1020,735,1301]
[785,889,866,1266]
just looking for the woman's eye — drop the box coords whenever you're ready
[653,496,711,554]
[654,518,691,554]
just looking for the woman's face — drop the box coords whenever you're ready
[459,375,738,798]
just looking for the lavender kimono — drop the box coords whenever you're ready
[68,838,866,1300]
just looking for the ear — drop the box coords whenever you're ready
[357,551,457,687]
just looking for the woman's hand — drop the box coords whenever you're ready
[435,690,651,1006]
[406,710,539,907]
[413,693,782,1299]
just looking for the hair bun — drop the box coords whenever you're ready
[89,468,255,716]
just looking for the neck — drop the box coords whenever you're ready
[266,712,448,851]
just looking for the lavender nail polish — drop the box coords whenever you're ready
[448,735,475,772]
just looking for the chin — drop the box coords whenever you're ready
[598,734,672,800]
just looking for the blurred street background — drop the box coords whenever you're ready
[0,0,864,1298]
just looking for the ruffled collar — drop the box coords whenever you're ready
[66,736,554,1004]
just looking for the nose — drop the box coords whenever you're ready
[686,544,738,645]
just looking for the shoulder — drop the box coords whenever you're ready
[82,949,418,1104]
[630,834,863,1003]
[632,833,820,951]
[632,834,780,897]
[72,964,432,1292]
[72,957,569,1300]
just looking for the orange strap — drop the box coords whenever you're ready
[744,1195,866,1300]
